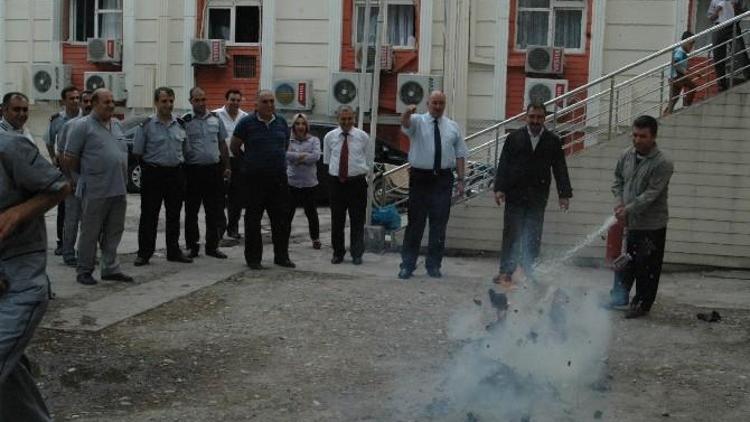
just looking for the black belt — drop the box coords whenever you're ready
[142,163,183,169]
[410,168,453,176]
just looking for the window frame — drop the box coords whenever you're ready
[353,0,417,50]
[206,1,262,46]
[68,0,123,43]
[514,0,587,54]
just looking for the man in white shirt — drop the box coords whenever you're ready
[0,92,34,145]
[323,106,373,265]
[213,89,248,241]
[708,0,750,90]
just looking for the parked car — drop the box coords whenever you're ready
[122,116,408,198]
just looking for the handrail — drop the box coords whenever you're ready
[382,10,750,179]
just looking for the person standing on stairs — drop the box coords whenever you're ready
[493,101,573,286]
[398,91,468,280]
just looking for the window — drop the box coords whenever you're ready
[70,0,123,42]
[208,4,261,44]
[516,0,585,50]
[355,0,416,48]
[233,55,257,78]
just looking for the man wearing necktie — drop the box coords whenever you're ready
[493,101,573,286]
[323,106,373,265]
[398,91,468,280]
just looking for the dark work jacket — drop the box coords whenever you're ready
[493,126,573,207]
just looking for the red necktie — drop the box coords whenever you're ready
[338,132,349,182]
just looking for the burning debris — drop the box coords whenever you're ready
[696,311,722,323]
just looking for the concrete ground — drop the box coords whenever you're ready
[27,193,750,421]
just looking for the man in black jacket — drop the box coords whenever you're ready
[493,102,572,285]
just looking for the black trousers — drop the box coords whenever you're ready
[243,171,291,265]
[185,163,224,253]
[400,169,453,272]
[500,200,546,276]
[329,175,367,259]
[55,201,65,246]
[220,156,244,237]
[137,165,185,259]
[620,227,667,311]
[712,23,750,91]
[289,186,320,241]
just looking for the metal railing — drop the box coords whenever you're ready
[375,11,750,210]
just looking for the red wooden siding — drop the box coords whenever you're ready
[505,0,594,118]
[62,44,121,92]
[195,0,261,111]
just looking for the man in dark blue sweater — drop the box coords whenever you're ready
[230,90,294,270]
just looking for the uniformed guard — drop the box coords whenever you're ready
[63,88,133,286]
[0,131,70,420]
[132,87,192,266]
[0,92,33,144]
[44,85,81,256]
[183,87,231,259]
[55,90,93,267]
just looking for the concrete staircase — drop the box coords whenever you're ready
[445,82,750,268]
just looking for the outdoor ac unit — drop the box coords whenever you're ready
[273,80,314,111]
[30,64,72,101]
[87,38,123,63]
[524,78,568,109]
[355,44,393,71]
[191,39,227,65]
[84,72,128,102]
[329,72,373,115]
[525,46,564,75]
[396,74,444,113]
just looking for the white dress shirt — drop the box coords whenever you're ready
[401,113,468,170]
[213,105,248,156]
[323,126,373,177]
[708,0,735,23]
[528,126,545,151]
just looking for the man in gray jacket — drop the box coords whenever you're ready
[612,115,674,319]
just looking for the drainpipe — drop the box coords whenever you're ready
[0,0,6,94]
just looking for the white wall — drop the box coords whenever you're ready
[3,0,58,94]
[273,0,333,117]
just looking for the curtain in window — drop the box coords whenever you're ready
[388,5,415,46]
[98,0,121,39]
[356,6,380,44]
[554,9,582,49]
[517,11,549,48]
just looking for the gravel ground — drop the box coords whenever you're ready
[27,261,750,422]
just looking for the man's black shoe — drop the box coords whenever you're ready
[167,254,193,264]
[102,273,134,282]
[227,230,242,240]
[331,256,344,264]
[275,259,296,268]
[188,249,200,258]
[206,250,228,259]
[63,257,78,267]
[398,268,413,280]
[427,268,442,278]
[248,262,265,270]
[133,256,149,267]
[54,245,63,256]
[352,257,363,265]
[77,273,98,285]
[625,306,649,319]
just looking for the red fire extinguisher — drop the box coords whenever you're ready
[606,219,625,266]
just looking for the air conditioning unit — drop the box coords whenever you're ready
[87,38,123,63]
[329,72,373,115]
[84,72,128,102]
[30,64,72,101]
[524,78,568,109]
[273,80,314,111]
[525,46,564,75]
[191,39,227,65]
[355,43,393,71]
[396,74,444,113]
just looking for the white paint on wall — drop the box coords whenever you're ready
[260,0,276,90]
[0,0,6,93]
[494,0,510,121]
[418,0,433,74]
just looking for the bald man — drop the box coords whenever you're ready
[398,91,468,280]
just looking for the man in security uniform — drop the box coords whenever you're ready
[45,85,82,256]
[183,87,230,259]
[1,131,70,420]
[133,87,193,266]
